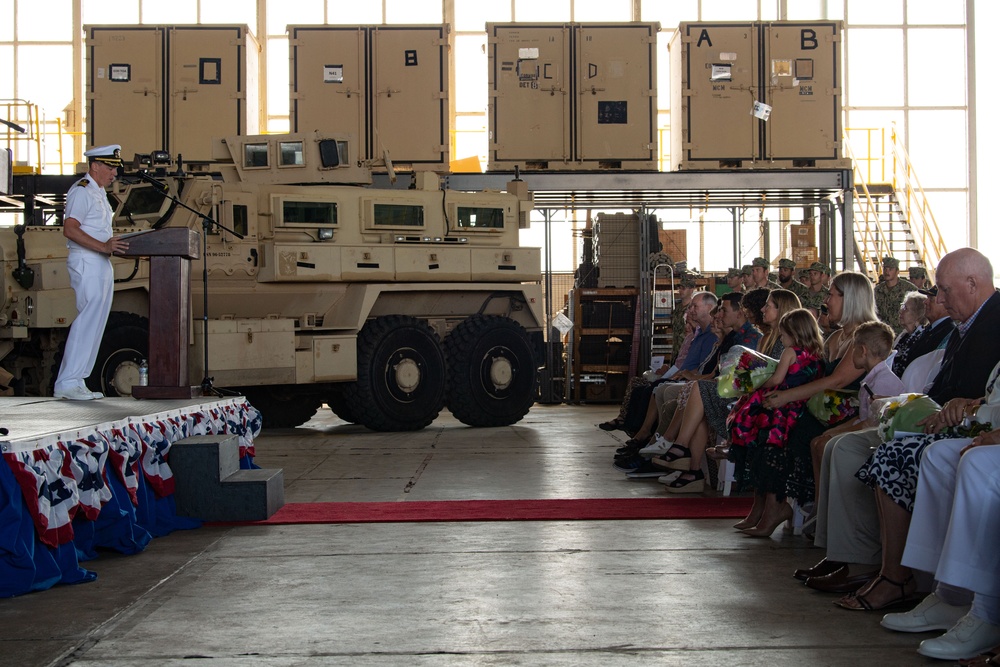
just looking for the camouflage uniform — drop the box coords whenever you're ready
[726,267,745,293]
[909,266,932,291]
[670,300,689,361]
[785,279,811,304]
[669,274,700,360]
[800,286,830,312]
[751,257,779,291]
[875,278,918,334]
[801,262,832,312]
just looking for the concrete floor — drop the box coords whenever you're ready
[3,404,947,666]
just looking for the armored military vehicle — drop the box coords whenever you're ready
[0,132,543,430]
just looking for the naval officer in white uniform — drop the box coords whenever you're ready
[880,432,1000,661]
[53,145,130,400]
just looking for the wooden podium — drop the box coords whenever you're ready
[119,228,201,399]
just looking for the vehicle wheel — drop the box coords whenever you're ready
[343,315,446,431]
[87,312,150,397]
[326,389,359,424]
[444,315,537,427]
[241,386,322,428]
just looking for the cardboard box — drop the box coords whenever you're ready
[659,229,687,263]
[792,246,819,264]
[791,224,816,247]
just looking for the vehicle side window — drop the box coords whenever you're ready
[457,206,504,229]
[374,204,423,227]
[232,204,249,237]
[282,200,338,225]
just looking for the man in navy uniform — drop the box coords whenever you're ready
[53,145,130,400]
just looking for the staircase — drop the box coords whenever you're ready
[844,126,948,280]
[170,434,284,522]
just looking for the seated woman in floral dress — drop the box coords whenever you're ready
[726,308,826,532]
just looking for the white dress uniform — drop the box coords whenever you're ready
[904,439,1000,612]
[53,146,120,398]
[896,439,1000,659]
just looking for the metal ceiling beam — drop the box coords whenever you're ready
[374,169,852,211]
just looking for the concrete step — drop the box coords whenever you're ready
[170,434,285,522]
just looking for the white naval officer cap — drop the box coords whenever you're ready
[84,144,123,166]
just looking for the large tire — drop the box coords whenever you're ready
[343,315,446,432]
[86,312,150,397]
[241,385,322,428]
[444,315,537,427]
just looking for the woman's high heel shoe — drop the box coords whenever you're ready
[741,502,793,537]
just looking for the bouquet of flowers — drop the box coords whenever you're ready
[877,393,941,440]
[717,346,778,398]
[807,389,860,426]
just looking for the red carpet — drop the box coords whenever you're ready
[235,497,754,525]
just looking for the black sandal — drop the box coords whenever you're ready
[652,444,690,464]
[834,574,917,611]
[665,469,705,493]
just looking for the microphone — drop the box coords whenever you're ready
[134,169,170,192]
[0,118,26,133]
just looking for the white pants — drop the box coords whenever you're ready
[54,250,113,393]
[903,439,1000,604]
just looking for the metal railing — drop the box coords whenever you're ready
[843,128,893,278]
[2,99,44,174]
[843,125,947,278]
[889,124,948,271]
[1,99,83,175]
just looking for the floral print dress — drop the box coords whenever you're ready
[727,346,824,448]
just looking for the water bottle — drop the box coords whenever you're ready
[138,359,148,387]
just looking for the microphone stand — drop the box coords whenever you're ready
[133,170,243,396]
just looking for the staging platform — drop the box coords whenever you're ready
[0,396,257,452]
[0,395,264,597]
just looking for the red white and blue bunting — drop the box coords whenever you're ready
[0,398,262,597]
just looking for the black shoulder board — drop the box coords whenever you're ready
[77,179,90,187]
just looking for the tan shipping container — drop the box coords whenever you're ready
[488,24,573,166]
[87,26,164,156]
[168,26,261,162]
[86,24,261,162]
[289,25,449,168]
[488,22,658,171]
[670,22,759,169]
[670,21,845,170]
[575,23,658,164]
[761,22,844,164]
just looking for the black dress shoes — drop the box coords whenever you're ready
[805,567,877,594]
[793,558,846,582]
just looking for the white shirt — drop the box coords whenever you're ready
[64,175,114,249]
